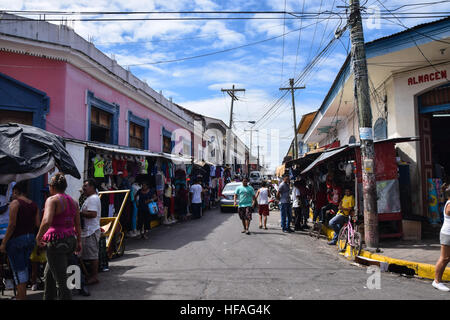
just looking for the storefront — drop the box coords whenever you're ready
[290,138,417,239]
[60,139,192,229]
[295,17,450,236]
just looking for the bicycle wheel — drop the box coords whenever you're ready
[350,231,362,260]
[337,226,348,253]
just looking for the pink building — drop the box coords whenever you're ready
[0,14,204,205]
[0,14,199,156]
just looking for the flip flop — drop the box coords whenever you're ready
[259,225,262,229]
[241,230,246,233]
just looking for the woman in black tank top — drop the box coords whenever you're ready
[0,182,40,300]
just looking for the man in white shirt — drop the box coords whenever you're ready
[81,179,102,285]
[189,177,203,219]
[292,180,302,231]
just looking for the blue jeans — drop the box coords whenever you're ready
[280,203,292,231]
[329,214,347,243]
[6,233,35,285]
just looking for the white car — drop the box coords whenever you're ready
[249,171,262,187]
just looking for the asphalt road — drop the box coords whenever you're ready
[6,207,450,300]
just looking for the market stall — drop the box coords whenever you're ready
[63,138,192,230]
[295,137,419,240]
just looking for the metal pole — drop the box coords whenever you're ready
[229,84,235,128]
[349,0,378,249]
[280,80,305,160]
[290,79,299,159]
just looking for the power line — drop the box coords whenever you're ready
[93,21,289,46]
[386,0,450,12]
[375,0,450,80]
[0,19,327,69]
[254,35,339,129]
[280,0,287,86]
[293,0,306,77]
[3,8,449,15]
[1,12,448,22]
[305,0,324,65]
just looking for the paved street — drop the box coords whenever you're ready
[72,208,447,300]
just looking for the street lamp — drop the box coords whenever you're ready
[234,120,256,124]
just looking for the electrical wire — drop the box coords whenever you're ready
[305,0,324,65]
[0,19,329,69]
[254,36,338,129]
[280,0,287,86]
[386,0,450,12]
[293,0,306,78]
[375,0,450,80]
[254,35,339,130]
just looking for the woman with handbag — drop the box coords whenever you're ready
[136,182,157,240]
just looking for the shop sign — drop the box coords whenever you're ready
[407,70,447,86]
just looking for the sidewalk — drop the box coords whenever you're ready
[315,221,450,281]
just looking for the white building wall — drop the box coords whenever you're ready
[389,63,450,216]
[63,141,85,201]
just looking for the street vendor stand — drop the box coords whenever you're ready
[0,123,82,295]
[98,190,129,259]
[294,137,418,240]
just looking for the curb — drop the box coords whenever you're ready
[318,223,450,281]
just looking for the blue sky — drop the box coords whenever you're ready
[3,0,448,170]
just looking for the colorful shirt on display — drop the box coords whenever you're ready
[93,156,105,178]
[104,159,113,175]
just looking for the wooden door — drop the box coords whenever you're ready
[419,114,433,219]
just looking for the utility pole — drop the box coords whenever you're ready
[257,145,262,170]
[221,85,245,169]
[221,85,246,129]
[349,0,378,249]
[279,79,305,159]
[244,128,258,173]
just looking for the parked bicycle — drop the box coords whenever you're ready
[337,214,362,260]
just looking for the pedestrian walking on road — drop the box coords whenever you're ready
[277,175,293,233]
[433,184,450,292]
[136,182,156,240]
[292,180,302,231]
[234,178,256,235]
[0,182,40,300]
[36,173,82,300]
[189,177,203,219]
[255,181,269,230]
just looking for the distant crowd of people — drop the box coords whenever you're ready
[232,174,355,244]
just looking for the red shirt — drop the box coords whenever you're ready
[315,191,328,209]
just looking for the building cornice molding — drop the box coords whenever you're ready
[0,33,194,131]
